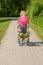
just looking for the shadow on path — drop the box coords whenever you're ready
[19,42,43,46]
[27,42,43,46]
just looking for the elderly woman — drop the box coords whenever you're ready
[18,10,29,33]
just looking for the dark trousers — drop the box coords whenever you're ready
[20,25,27,33]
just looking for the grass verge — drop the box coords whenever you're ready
[0,18,11,41]
[30,17,43,42]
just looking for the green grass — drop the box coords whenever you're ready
[30,17,43,42]
[0,18,11,41]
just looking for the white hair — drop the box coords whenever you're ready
[20,10,25,16]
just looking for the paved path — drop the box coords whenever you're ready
[0,20,43,65]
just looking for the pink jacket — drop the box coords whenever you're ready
[18,16,28,26]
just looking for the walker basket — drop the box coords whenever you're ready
[18,32,29,38]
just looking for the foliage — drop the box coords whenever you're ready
[30,0,43,19]
[0,0,30,17]
[26,0,43,41]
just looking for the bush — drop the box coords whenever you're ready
[30,0,43,20]
[26,0,43,41]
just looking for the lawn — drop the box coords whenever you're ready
[30,17,43,42]
[0,18,11,41]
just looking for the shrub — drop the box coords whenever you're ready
[30,0,43,20]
